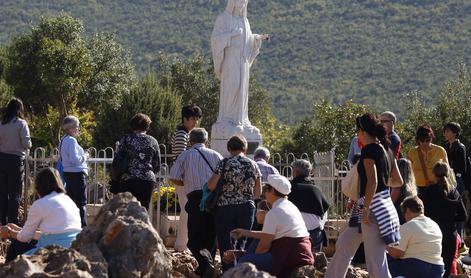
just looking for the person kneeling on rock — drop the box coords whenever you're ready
[229,174,314,278]
[0,168,82,262]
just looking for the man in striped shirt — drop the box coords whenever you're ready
[170,128,222,276]
[171,105,202,251]
[171,105,202,160]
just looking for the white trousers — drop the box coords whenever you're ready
[324,214,391,278]
[174,185,188,251]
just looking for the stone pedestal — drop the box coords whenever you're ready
[211,121,262,157]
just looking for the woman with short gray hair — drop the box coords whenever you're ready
[291,159,312,178]
[60,115,89,227]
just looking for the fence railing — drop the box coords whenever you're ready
[24,146,352,240]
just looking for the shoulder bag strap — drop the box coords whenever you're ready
[382,145,393,175]
[59,136,66,162]
[195,147,215,173]
[417,149,432,185]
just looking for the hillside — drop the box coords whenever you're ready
[1,0,471,123]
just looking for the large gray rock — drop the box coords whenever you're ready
[170,251,199,278]
[221,263,275,278]
[72,192,172,278]
[314,252,328,270]
[290,265,321,278]
[0,245,104,278]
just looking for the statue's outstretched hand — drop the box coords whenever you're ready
[256,34,270,41]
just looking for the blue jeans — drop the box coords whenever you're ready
[214,202,255,271]
[309,227,325,252]
[64,172,87,227]
[239,252,273,273]
[388,256,444,278]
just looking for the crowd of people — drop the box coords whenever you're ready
[336,111,471,278]
[1,97,471,278]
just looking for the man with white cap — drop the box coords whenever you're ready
[231,174,314,277]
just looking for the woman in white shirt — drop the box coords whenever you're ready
[230,174,314,278]
[0,167,82,261]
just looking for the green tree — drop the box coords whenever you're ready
[29,104,96,148]
[5,13,92,119]
[283,100,369,163]
[249,78,289,152]
[400,63,471,154]
[79,33,135,113]
[156,54,219,131]
[95,73,181,148]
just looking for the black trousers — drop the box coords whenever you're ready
[6,239,37,262]
[186,190,216,276]
[64,172,88,227]
[0,152,24,225]
[120,178,155,210]
[442,230,457,278]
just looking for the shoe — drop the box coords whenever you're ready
[460,255,471,265]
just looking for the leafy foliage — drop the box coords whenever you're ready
[400,64,471,155]
[156,54,219,131]
[95,73,182,148]
[29,103,96,148]
[5,14,92,118]
[283,100,369,163]
[2,1,471,123]
[79,33,135,113]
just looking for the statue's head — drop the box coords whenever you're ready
[226,0,248,17]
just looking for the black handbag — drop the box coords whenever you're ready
[110,135,130,182]
[204,159,227,213]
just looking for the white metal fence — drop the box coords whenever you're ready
[23,146,351,238]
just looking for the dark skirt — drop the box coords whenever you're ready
[271,236,314,278]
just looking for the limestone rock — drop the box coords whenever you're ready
[72,192,172,278]
[290,265,323,278]
[0,239,10,264]
[170,251,199,278]
[345,266,369,278]
[221,262,275,278]
[314,252,328,270]
[0,245,103,278]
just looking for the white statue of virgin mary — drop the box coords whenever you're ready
[211,0,269,127]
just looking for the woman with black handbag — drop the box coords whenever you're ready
[111,113,160,210]
[207,135,262,272]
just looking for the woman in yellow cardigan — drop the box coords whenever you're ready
[407,124,448,194]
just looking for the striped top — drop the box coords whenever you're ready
[171,126,190,160]
[349,189,400,245]
[255,158,279,183]
[170,143,223,195]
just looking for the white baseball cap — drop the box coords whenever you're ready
[267,174,291,195]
